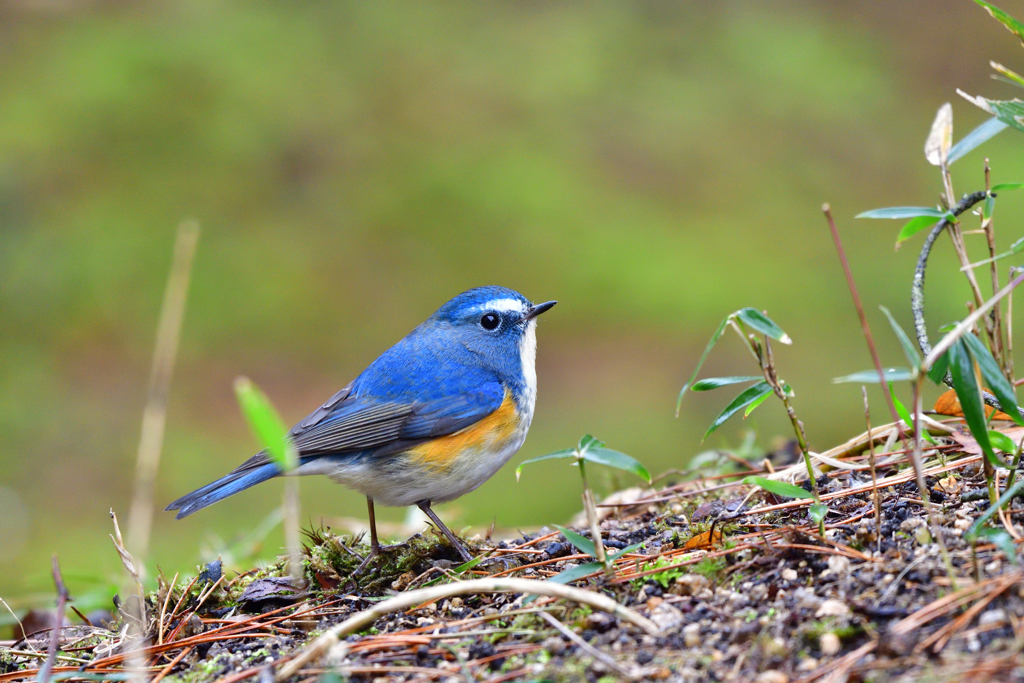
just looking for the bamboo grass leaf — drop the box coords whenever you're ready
[743,476,814,500]
[692,376,763,391]
[948,117,1010,164]
[880,306,922,367]
[949,339,1001,467]
[896,216,943,244]
[857,207,947,219]
[678,316,731,414]
[234,377,296,471]
[735,308,792,344]
[962,332,1024,425]
[704,382,773,439]
[833,368,913,384]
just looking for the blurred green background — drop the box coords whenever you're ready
[4,0,1024,604]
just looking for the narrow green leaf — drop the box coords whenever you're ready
[927,350,951,385]
[743,475,814,500]
[963,95,1024,134]
[949,340,1001,467]
[736,308,792,344]
[704,382,773,439]
[966,477,1024,540]
[880,306,922,367]
[889,382,936,444]
[454,554,488,574]
[581,446,653,483]
[234,377,295,471]
[857,206,947,220]
[809,503,828,525]
[608,541,645,558]
[962,332,1024,425]
[896,215,942,244]
[553,525,597,558]
[525,561,605,602]
[577,434,605,452]
[677,316,731,415]
[744,389,773,417]
[545,561,603,585]
[983,193,996,224]
[975,527,1019,565]
[691,376,763,391]
[974,0,1024,44]
[833,368,913,384]
[988,430,1017,453]
[948,117,1010,164]
[991,182,1024,192]
[515,449,576,481]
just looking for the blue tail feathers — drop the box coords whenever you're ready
[165,463,281,519]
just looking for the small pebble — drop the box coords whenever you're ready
[819,632,841,656]
[683,623,701,648]
[755,671,788,683]
[781,568,798,582]
[815,599,850,618]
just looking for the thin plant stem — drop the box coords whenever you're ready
[38,557,69,683]
[981,160,1009,377]
[911,376,957,590]
[862,386,882,555]
[127,220,200,563]
[577,459,610,576]
[823,205,909,445]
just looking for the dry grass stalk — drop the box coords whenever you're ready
[127,220,200,562]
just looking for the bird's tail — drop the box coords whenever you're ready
[165,462,281,519]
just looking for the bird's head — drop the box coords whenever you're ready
[427,286,556,375]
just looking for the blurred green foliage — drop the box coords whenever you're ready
[4,1,1024,601]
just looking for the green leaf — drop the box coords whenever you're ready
[896,215,942,244]
[975,527,1019,565]
[735,308,792,344]
[546,561,603,585]
[962,332,1024,425]
[966,476,1024,540]
[880,306,922,367]
[743,475,814,500]
[889,382,937,445]
[234,377,295,471]
[691,376,763,391]
[833,368,913,384]
[857,206,947,220]
[927,350,951,385]
[988,430,1018,453]
[454,554,489,574]
[974,0,1024,44]
[949,339,1001,467]
[962,95,1024,135]
[948,117,1010,164]
[553,524,597,558]
[515,449,576,481]
[580,445,653,483]
[983,193,996,225]
[704,382,773,439]
[744,389,773,417]
[991,182,1024,192]
[608,541,645,558]
[809,503,828,525]
[677,316,731,415]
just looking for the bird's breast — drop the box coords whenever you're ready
[407,390,525,471]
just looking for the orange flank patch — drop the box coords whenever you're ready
[408,392,519,470]
[934,389,1013,420]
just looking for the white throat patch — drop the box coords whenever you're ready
[519,319,538,420]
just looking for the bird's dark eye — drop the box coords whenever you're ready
[480,312,501,330]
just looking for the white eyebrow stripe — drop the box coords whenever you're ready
[478,298,526,313]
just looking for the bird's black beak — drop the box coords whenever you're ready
[524,300,557,321]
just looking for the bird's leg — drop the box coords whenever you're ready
[351,497,409,577]
[417,500,474,562]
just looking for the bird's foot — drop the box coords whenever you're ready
[350,541,409,577]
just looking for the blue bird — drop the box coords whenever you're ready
[167,286,556,566]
